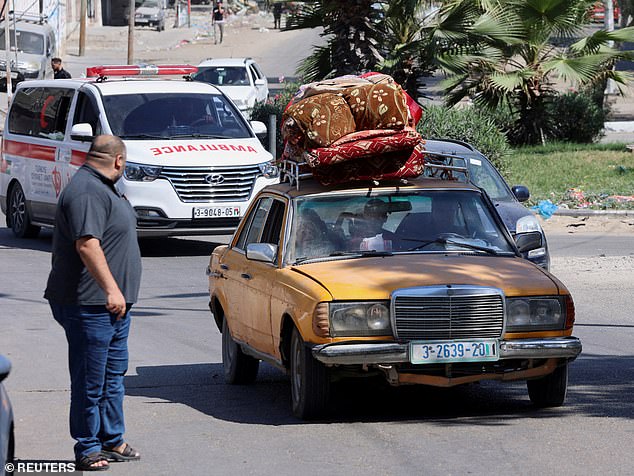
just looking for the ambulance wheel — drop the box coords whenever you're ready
[8,183,40,238]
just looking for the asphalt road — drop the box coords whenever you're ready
[1,214,633,476]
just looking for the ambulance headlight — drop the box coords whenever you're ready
[124,162,162,182]
[258,161,279,179]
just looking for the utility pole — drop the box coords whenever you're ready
[605,0,617,95]
[4,8,12,103]
[79,0,86,55]
[128,0,134,63]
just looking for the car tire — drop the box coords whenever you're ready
[221,318,259,384]
[290,327,330,419]
[8,183,40,238]
[527,363,568,408]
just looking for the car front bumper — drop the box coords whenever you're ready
[312,337,582,365]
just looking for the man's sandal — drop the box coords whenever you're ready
[76,452,110,471]
[101,443,141,462]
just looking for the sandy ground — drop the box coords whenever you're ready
[539,214,634,235]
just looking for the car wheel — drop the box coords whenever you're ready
[527,363,568,408]
[221,318,259,384]
[8,183,40,238]
[290,327,330,419]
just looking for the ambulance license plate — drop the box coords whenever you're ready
[193,206,241,219]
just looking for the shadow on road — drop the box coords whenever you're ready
[0,227,52,252]
[138,237,224,257]
[125,353,633,424]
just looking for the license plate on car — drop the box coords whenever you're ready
[193,206,240,219]
[410,339,499,364]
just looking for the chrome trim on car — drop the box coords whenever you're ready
[312,337,582,365]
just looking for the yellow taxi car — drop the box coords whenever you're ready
[207,173,582,419]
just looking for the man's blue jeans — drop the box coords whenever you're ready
[50,302,131,459]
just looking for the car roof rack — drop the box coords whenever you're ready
[279,152,471,191]
[4,11,48,24]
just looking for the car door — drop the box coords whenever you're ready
[248,63,268,104]
[221,195,286,353]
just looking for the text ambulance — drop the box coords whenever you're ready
[0,64,279,238]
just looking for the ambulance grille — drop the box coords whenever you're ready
[160,165,261,202]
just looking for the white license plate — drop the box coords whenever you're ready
[410,339,499,364]
[193,206,240,219]
[136,18,149,23]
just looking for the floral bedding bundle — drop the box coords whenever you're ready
[281,73,425,185]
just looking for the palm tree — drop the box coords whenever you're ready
[287,1,385,81]
[426,0,634,144]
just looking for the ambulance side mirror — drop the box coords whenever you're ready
[70,123,94,142]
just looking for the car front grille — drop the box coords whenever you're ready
[159,165,261,202]
[392,286,504,341]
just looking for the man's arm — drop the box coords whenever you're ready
[75,236,127,319]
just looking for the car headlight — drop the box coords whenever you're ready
[330,301,391,337]
[124,162,162,182]
[516,214,542,234]
[258,161,279,179]
[506,297,566,331]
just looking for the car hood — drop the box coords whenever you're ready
[123,138,272,166]
[136,6,161,14]
[216,85,255,101]
[493,200,535,234]
[290,254,563,300]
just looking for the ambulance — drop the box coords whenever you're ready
[0,64,279,238]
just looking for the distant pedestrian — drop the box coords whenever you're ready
[273,2,282,29]
[212,1,225,44]
[45,135,142,472]
[52,57,71,79]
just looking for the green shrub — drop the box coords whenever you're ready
[417,105,510,170]
[250,83,300,159]
[548,91,606,143]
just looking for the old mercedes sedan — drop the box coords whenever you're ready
[207,175,581,419]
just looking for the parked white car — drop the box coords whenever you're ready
[193,58,269,118]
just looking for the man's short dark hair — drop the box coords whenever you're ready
[52,57,62,64]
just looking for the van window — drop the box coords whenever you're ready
[39,89,74,140]
[8,87,42,136]
[0,30,45,55]
[8,87,74,140]
[73,91,102,135]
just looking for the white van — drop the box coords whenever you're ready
[0,65,279,238]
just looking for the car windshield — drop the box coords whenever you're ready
[140,0,159,7]
[286,190,516,264]
[425,154,514,201]
[102,92,252,139]
[0,30,45,54]
[193,67,249,86]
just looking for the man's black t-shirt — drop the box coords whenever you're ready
[44,165,142,305]
[213,5,224,21]
[54,68,72,79]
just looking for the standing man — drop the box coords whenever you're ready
[51,57,72,79]
[45,135,142,472]
[273,2,282,29]
[212,1,225,44]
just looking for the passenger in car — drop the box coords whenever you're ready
[351,199,393,251]
[294,208,338,260]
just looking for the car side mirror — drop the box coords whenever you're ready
[254,78,266,86]
[0,355,11,383]
[246,243,278,263]
[515,231,543,253]
[70,123,94,142]
[512,185,530,202]
[250,120,267,139]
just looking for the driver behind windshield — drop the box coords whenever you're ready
[352,199,393,251]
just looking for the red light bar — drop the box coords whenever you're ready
[86,64,198,78]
